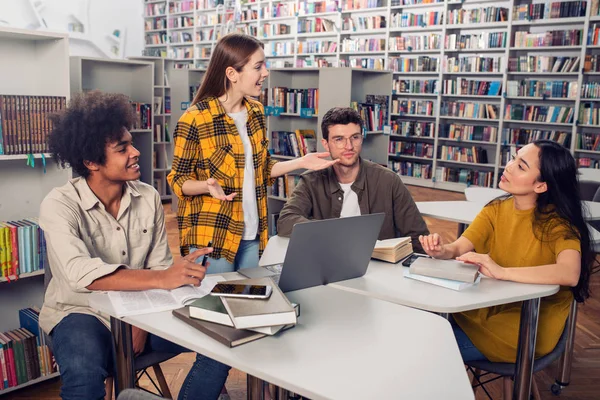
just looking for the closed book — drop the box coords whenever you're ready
[403,269,481,291]
[409,257,480,283]
[173,307,266,348]
[188,295,232,327]
[220,277,297,330]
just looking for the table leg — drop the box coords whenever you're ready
[457,223,467,237]
[110,316,135,397]
[513,298,540,400]
[247,375,265,400]
[267,383,291,399]
[554,300,578,392]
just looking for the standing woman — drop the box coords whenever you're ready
[168,33,335,271]
[418,140,592,364]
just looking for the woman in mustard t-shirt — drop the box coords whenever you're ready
[419,140,593,363]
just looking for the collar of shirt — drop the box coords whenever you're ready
[198,96,263,122]
[326,157,366,195]
[75,178,141,218]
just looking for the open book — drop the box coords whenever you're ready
[372,237,413,263]
[107,275,223,317]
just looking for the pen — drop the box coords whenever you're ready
[202,241,212,266]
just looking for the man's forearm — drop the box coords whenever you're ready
[86,268,165,291]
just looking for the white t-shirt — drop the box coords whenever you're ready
[339,182,361,218]
[228,109,258,240]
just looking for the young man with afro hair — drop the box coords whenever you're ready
[40,91,232,400]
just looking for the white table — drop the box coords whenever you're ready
[90,285,474,400]
[417,200,600,243]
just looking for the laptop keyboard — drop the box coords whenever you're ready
[265,264,283,285]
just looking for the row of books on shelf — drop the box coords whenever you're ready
[444,55,503,73]
[440,123,498,143]
[506,80,578,99]
[388,160,495,187]
[512,1,587,21]
[582,82,600,100]
[392,99,434,116]
[145,18,167,31]
[0,308,56,390]
[502,128,571,147]
[393,79,437,95]
[392,120,435,138]
[269,87,319,115]
[439,146,489,164]
[390,11,442,28]
[440,101,499,120]
[508,55,579,73]
[585,55,600,73]
[576,133,600,152]
[261,3,298,19]
[513,30,582,48]
[443,79,502,97]
[271,130,317,158]
[445,32,507,51]
[169,0,194,13]
[389,160,432,179]
[343,15,386,31]
[0,218,47,279]
[505,104,574,124]
[341,38,385,53]
[389,34,440,52]
[389,141,433,158]
[297,40,337,54]
[298,18,336,34]
[270,174,300,200]
[580,103,600,126]
[351,95,389,132]
[578,158,600,168]
[0,95,66,156]
[339,57,385,70]
[389,56,438,73]
[446,6,509,25]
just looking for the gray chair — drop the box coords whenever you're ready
[466,304,572,400]
[578,180,600,202]
[43,266,177,399]
[117,388,164,400]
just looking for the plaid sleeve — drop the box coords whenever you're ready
[167,111,204,201]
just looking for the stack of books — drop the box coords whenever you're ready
[173,277,298,347]
[371,237,413,264]
[405,258,481,291]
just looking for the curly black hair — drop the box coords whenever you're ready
[48,90,135,178]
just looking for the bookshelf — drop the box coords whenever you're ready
[264,67,392,234]
[129,56,179,203]
[0,26,70,393]
[168,67,206,211]
[69,57,155,187]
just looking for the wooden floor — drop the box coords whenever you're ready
[6,186,599,400]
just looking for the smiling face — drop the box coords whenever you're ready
[86,129,141,183]
[499,143,547,196]
[227,48,269,98]
[321,123,363,167]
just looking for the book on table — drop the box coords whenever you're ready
[371,237,413,263]
[409,257,480,283]
[403,268,481,291]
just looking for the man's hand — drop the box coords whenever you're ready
[158,247,213,289]
[132,326,148,356]
[207,178,237,201]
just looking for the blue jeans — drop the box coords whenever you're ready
[192,239,259,274]
[50,313,230,400]
[451,317,488,362]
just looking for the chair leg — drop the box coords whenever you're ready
[531,376,541,400]
[152,364,172,399]
[105,377,114,400]
[503,376,512,400]
[471,368,481,395]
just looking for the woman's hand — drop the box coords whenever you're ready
[456,252,507,280]
[418,233,447,259]
[299,152,339,171]
[207,178,237,201]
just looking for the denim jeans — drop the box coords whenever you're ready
[192,238,259,274]
[450,317,488,362]
[50,313,230,400]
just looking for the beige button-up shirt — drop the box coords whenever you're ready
[39,177,173,333]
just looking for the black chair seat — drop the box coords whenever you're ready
[134,351,178,371]
[466,322,569,376]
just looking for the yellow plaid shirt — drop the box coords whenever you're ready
[168,96,277,262]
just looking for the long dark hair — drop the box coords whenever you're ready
[192,33,263,105]
[533,140,592,302]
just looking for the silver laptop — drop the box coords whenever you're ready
[248,213,385,293]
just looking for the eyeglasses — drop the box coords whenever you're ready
[330,134,364,149]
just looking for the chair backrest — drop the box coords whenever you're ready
[464,187,507,204]
[579,180,600,202]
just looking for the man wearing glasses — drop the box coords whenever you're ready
[277,107,428,252]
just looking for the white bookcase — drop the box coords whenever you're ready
[69,57,155,187]
[265,67,392,234]
[0,26,68,394]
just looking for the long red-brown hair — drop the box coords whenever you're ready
[192,33,264,105]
